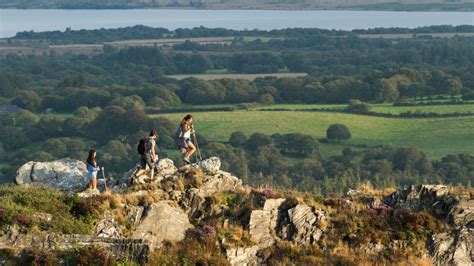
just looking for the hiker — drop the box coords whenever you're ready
[86,149,100,190]
[178,114,196,164]
[139,130,158,179]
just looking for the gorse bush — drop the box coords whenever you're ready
[0,185,94,234]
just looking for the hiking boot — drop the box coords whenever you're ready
[183,157,191,164]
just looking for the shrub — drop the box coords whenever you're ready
[258,94,275,105]
[229,131,248,147]
[346,99,372,114]
[326,124,351,142]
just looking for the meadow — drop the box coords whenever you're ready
[265,103,474,115]
[155,106,474,158]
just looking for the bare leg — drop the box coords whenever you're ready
[92,178,97,190]
[185,142,196,159]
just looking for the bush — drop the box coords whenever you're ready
[346,99,372,114]
[462,91,474,101]
[258,94,275,105]
[229,131,248,147]
[326,124,351,142]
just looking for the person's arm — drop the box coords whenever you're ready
[151,140,156,159]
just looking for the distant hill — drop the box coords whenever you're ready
[1,0,474,10]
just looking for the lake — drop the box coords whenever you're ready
[0,9,473,37]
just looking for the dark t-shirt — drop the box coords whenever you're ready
[145,137,155,155]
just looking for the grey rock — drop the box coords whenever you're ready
[283,204,325,245]
[78,188,100,198]
[226,245,259,266]
[429,228,474,266]
[249,198,285,249]
[33,212,52,222]
[125,205,145,227]
[0,225,149,263]
[156,158,178,177]
[200,171,243,195]
[95,212,121,238]
[16,159,89,192]
[198,156,221,174]
[15,161,35,185]
[132,201,192,250]
[386,185,474,266]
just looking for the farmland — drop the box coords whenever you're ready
[263,103,474,115]
[165,72,307,81]
[155,107,474,158]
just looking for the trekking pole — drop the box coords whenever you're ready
[192,127,203,162]
[101,167,108,192]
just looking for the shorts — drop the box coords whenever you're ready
[88,172,97,181]
[140,154,155,170]
[179,138,191,154]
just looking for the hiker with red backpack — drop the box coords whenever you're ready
[137,130,158,180]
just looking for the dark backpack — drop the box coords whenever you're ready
[137,138,147,155]
[175,125,183,149]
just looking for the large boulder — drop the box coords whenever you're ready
[156,158,178,177]
[15,159,89,192]
[132,201,192,250]
[386,185,474,266]
[226,245,259,266]
[429,228,474,266]
[280,204,326,245]
[249,198,286,249]
[200,171,243,195]
[198,156,221,174]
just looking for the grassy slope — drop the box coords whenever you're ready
[268,103,474,115]
[155,110,474,158]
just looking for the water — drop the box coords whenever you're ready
[0,9,473,38]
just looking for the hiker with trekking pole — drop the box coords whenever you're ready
[178,114,202,164]
[86,149,101,191]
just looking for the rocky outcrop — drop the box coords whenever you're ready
[198,156,221,174]
[132,201,192,250]
[16,159,89,192]
[226,245,259,266]
[0,225,149,263]
[200,170,243,195]
[95,211,121,238]
[429,228,474,266]
[385,185,474,266]
[249,198,286,249]
[280,204,326,245]
[248,198,326,250]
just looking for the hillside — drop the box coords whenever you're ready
[1,0,474,10]
[0,157,473,265]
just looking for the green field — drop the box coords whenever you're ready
[266,103,474,115]
[155,110,474,158]
[242,36,285,43]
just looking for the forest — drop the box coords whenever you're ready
[0,25,473,194]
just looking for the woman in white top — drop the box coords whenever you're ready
[179,114,196,164]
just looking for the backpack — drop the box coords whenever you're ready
[175,125,183,149]
[137,138,147,155]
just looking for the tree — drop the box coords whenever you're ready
[12,91,43,112]
[444,79,463,99]
[229,131,248,147]
[245,133,271,152]
[258,94,275,105]
[374,79,399,102]
[326,124,351,142]
[0,126,29,150]
[109,95,145,111]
